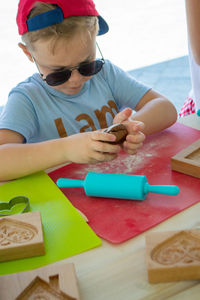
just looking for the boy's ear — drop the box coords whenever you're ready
[18,43,34,62]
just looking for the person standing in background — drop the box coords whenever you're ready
[179,0,200,117]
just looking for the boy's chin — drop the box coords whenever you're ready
[53,84,83,95]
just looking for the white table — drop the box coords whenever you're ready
[60,115,200,300]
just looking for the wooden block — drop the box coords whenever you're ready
[0,211,45,262]
[0,262,80,300]
[145,230,200,283]
[171,139,200,178]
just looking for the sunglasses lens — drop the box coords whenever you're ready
[46,70,71,86]
[79,60,104,76]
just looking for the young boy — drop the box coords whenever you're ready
[0,0,177,181]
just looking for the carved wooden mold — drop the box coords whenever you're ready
[0,263,80,300]
[16,275,76,300]
[145,230,200,283]
[171,139,200,178]
[0,211,45,262]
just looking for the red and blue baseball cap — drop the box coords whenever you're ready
[17,0,109,35]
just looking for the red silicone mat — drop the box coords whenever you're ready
[49,123,200,244]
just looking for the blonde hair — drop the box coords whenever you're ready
[22,2,99,51]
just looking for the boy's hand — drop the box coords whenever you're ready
[113,108,145,155]
[63,131,121,164]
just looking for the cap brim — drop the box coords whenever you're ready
[98,15,109,35]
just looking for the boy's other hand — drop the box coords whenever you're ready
[113,108,145,155]
[63,131,121,164]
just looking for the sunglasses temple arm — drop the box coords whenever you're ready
[31,56,45,79]
[96,42,105,61]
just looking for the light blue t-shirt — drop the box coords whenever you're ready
[0,60,150,143]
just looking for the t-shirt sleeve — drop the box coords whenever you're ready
[102,60,151,110]
[0,90,39,142]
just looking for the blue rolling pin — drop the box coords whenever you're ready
[57,172,180,201]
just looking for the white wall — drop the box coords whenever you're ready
[0,0,187,105]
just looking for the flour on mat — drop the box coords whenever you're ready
[74,139,163,176]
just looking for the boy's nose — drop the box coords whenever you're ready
[68,69,83,82]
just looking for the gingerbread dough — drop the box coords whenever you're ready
[103,123,128,144]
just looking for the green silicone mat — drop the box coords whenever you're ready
[0,171,101,275]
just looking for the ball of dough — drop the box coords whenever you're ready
[103,123,128,144]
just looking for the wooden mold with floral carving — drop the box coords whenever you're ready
[145,230,200,283]
[0,211,45,262]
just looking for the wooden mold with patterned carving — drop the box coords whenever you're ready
[0,211,45,262]
[0,262,80,300]
[145,230,200,283]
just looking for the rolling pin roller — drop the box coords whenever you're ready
[57,172,180,201]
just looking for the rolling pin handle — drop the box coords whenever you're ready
[144,183,180,196]
[56,178,84,188]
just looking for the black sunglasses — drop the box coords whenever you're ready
[33,44,105,86]
[43,59,104,86]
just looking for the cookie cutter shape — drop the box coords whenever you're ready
[0,196,30,216]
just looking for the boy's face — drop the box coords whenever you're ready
[31,31,96,95]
